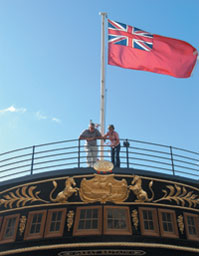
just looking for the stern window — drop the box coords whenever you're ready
[0,214,20,243]
[24,210,47,240]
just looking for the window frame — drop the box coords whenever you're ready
[104,206,132,235]
[0,214,20,244]
[139,207,159,236]
[0,216,2,230]
[24,210,47,240]
[44,208,66,238]
[184,212,199,241]
[73,206,102,236]
[158,209,178,238]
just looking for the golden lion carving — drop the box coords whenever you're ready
[129,175,154,202]
[50,177,79,203]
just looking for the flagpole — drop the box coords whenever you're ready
[99,12,107,160]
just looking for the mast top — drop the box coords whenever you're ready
[99,12,107,17]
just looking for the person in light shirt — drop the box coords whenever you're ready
[103,125,120,167]
[79,123,102,167]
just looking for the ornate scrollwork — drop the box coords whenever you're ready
[0,174,199,212]
[153,184,199,207]
[131,209,139,230]
[0,186,48,209]
[177,215,184,234]
[19,215,27,236]
[67,210,74,231]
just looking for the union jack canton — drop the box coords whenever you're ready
[108,19,153,52]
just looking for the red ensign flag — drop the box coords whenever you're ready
[108,19,198,78]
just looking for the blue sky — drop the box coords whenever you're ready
[0,0,199,154]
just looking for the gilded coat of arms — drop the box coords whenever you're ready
[79,174,129,204]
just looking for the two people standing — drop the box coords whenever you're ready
[79,123,120,168]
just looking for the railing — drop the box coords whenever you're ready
[0,138,198,182]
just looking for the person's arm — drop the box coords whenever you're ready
[79,130,100,141]
[103,132,109,139]
[92,130,102,140]
[79,130,88,140]
[79,135,94,141]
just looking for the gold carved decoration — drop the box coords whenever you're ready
[93,160,114,173]
[19,215,27,236]
[153,184,199,207]
[129,175,154,202]
[177,215,184,234]
[67,210,74,231]
[0,186,48,209]
[79,174,129,204]
[58,250,146,256]
[131,209,139,230]
[50,177,79,203]
[0,174,199,212]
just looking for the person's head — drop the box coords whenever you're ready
[89,123,95,132]
[108,124,114,132]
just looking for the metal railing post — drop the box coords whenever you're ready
[124,139,130,168]
[30,145,35,175]
[170,146,175,176]
[78,139,81,168]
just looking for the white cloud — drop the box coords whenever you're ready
[36,111,47,120]
[36,112,61,124]
[0,106,61,125]
[0,105,26,114]
[52,117,61,123]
